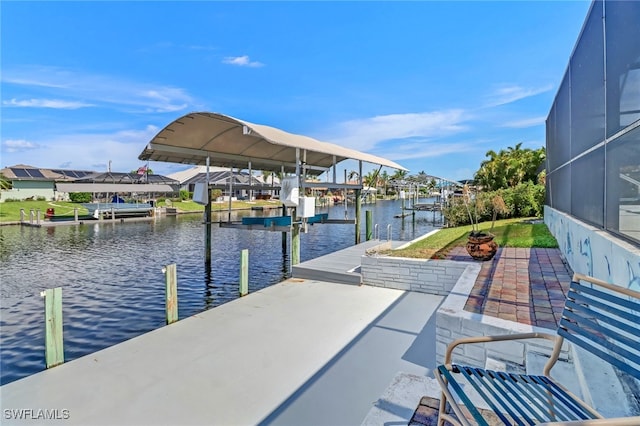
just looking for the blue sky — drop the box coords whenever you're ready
[1,1,591,181]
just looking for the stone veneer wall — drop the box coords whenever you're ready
[360,255,469,296]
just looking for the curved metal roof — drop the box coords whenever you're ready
[138,112,407,175]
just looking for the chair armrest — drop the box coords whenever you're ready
[443,332,558,368]
[538,417,640,426]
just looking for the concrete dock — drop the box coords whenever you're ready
[5,241,627,425]
[0,242,443,425]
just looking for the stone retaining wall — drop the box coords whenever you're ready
[360,255,470,296]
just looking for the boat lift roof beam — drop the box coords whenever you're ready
[145,142,330,174]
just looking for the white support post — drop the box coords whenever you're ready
[333,156,337,184]
[228,165,233,222]
[248,161,252,201]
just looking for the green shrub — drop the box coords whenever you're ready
[507,183,545,217]
[179,189,190,201]
[442,197,471,227]
[69,192,92,203]
[443,184,545,226]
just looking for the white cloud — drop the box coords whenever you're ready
[485,84,553,107]
[187,44,218,51]
[381,140,476,162]
[2,66,194,113]
[501,116,547,128]
[1,76,68,89]
[135,89,189,112]
[222,55,264,67]
[3,139,40,153]
[326,110,469,152]
[3,98,93,109]
[1,126,161,173]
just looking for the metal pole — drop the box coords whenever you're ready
[205,157,212,267]
[332,156,337,184]
[291,208,300,266]
[355,189,362,244]
[344,169,348,219]
[282,204,287,251]
[228,166,233,222]
[248,161,252,201]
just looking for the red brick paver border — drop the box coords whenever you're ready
[445,247,572,329]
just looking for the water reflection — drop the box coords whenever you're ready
[0,199,441,384]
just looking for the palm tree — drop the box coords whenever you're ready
[474,144,545,190]
[380,170,389,196]
[392,170,408,181]
[416,170,428,183]
[0,173,12,190]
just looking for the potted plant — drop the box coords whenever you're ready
[462,185,498,261]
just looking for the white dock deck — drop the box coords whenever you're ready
[0,242,443,425]
[292,239,403,284]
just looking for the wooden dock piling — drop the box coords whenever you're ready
[240,249,249,296]
[41,287,64,368]
[164,264,178,324]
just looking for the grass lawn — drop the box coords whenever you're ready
[0,201,89,222]
[390,217,559,259]
[0,199,285,222]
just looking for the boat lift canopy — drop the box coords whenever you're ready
[138,112,407,179]
[137,112,407,264]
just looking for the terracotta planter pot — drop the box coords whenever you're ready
[466,233,498,261]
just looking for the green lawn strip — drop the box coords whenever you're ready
[0,201,89,222]
[0,199,287,222]
[390,218,558,259]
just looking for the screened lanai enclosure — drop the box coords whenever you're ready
[545,0,640,245]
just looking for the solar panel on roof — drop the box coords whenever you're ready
[49,170,94,178]
[10,168,30,178]
[27,169,44,178]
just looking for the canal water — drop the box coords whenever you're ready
[0,199,442,385]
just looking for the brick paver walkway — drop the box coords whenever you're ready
[445,247,573,329]
[410,247,574,425]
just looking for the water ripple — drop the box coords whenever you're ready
[0,200,441,384]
